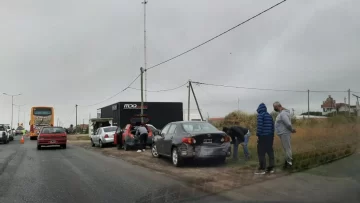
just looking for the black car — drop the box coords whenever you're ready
[151,121,231,167]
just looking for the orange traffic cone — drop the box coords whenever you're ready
[20,136,25,144]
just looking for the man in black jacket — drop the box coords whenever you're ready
[223,126,251,160]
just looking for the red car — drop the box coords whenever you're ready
[37,126,67,150]
[114,115,156,151]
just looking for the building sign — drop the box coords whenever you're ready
[112,104,117,111]
[123,104,148,110]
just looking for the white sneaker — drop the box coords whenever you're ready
[142,149,145,152]
[137,150,142,152]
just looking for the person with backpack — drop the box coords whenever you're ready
[255,103,275,175]
[223,126,251,160]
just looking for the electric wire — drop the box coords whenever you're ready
[128,81,188,92]
[145,0,287,71]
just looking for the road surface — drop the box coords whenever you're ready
[1,136,359,203]
[0,136,230,203]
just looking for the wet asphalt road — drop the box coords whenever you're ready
[0,136,232,203]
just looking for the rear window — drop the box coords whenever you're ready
[17,126,24,130]
[181,122,218,133]
[0,126,5,131]
[33,108,52,116]
[41,127,65,134]
[103,126,117,132]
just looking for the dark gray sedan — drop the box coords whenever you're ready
[151,121,231,167]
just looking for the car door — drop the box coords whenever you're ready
[97,128,103,144]
[163,124,177,156]
[157,124,170,155]
[91,129,98,143]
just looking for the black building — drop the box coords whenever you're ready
[99,102,183,129]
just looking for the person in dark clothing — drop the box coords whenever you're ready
[222,126,251,160]
[255,103,275,175]
[135,123,148,152]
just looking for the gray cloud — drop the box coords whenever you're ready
[0,0,359,128]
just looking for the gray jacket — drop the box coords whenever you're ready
[136,126,148,136]
[275,109,293,135]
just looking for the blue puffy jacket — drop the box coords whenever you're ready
[256,103,274,136]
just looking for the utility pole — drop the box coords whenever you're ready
[3,93,21,132]
[353,94,360,117]
[189,82,204,121]
[140,67,144,123]
[307,90,310,118]
[348,89,351,116]
[142,0,148,102]
[75,104,78,134]
[187,80,191,121]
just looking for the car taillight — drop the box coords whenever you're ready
[104,134,109,138]
[50,124,53,126]
[222,135,231,142]
[182,137,196,144]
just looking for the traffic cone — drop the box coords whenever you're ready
[20,136,24,144]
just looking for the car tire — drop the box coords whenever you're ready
[151,143,160,158]
[91,139,95,147]
[37,145,41,150]
[172,147,183,167]
[62,144,67,149]
[217,157,226,164]
[99,140,104,148]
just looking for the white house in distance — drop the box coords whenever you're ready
[321,95,358,116]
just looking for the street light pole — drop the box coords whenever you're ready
[3,93,21,133]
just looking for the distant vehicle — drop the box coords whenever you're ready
[15,126,25,135]
[0,125,10,144]
[151,121,231,167]
[114,115,155,151]
[90,126,117,148]
[37,126,67,150]
[29,106,54,140]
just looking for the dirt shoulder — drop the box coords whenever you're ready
[68,140,288,194]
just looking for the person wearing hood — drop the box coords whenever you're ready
[255,103,275,175]
[273,101,296,169]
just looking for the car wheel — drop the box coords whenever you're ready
[62,144,67,149]
[172,147,183,167]
[151,143,160,158]
[37,145,41,150]
[217,157,226,164]
[99,140,104,148]
[91,139,95,147]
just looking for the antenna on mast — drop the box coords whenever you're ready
[142,0,148,101]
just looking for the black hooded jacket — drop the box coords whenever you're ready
[228,126,249,143]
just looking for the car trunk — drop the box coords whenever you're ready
[191,132,226,145]
[39,133,66,141]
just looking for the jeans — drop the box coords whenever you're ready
[241,130,251,158]
[257,136,275,170]
[139,133,148,150]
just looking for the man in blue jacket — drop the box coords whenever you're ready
[255,103,275,175]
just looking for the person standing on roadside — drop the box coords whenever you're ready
[222,126,251,160]
[135,123,148,153]
[273,101,296,169]
[255,103,275,175]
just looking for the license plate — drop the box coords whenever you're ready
[50,140,56,144]
[203,139,212,143]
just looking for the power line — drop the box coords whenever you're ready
[192,81,351,93]
[145,0,287,71]
[79,73,141,107]
[192,81,306,92]
[128,81,188,92]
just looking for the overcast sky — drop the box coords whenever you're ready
[0,0,359,128]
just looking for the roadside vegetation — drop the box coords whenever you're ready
[212,111,360,172]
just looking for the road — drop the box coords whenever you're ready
[1,136,359,203]
[0,136,230,203]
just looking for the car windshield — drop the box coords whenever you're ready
[41,127,65,134]
[103,126,117,132]
[181,122,219,133]
[16,126,24,130]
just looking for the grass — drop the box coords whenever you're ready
[67,134,90,141]
[212,111,360,171]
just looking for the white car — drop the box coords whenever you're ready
[90,126,117,148]
[0,126,10,144]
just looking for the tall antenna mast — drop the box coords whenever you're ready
[142,0,148,101]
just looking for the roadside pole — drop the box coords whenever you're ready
[140,67,144,123]
[3,93,21,134]
[75,104,78,134]
[187,80,191,121]
[189,82,204,121]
